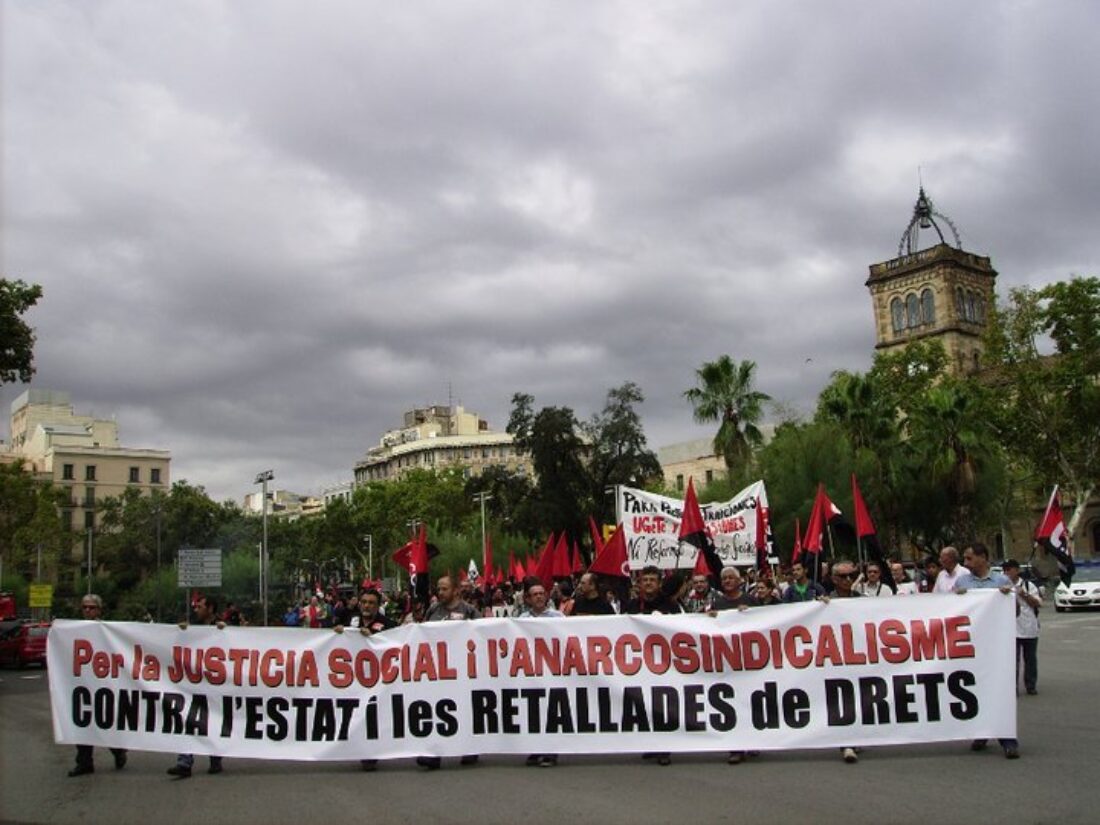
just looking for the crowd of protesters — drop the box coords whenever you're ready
[69,542,1039,779]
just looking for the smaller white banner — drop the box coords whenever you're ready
[618,481,767,570]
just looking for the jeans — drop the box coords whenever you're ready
[1016,637,1038,692]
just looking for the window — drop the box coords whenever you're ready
[63,510,73,532]
[464,448,472,459]
[85,465,97,481]
[956,286,967,319]
[967,291,977,323]
[83,487,95,508]
[706,469,714,484]
[62,463,75,480]
[84,511,95,530]
[921,288,935,325]
[150,468,162,484]
[481,448,489,459]
[906,293,920,327]
[890,297,905,332]
[129,466,140,484]
[676,474,684,491]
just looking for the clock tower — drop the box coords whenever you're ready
[866,188,997,375]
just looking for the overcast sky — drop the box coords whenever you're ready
[3,0,1097,504]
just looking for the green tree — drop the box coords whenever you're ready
[507,393,590,542]
[984,276,1100,539]
[0,278,43,384]
[584,382,663,524]
[904,381,1002,541]
[684,356,771,476]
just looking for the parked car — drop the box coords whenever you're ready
[1054,568,1100,612]
[0,620,50,668]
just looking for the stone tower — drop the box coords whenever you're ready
[866,188,997,375]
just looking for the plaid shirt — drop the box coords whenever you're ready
[682,587,720,613]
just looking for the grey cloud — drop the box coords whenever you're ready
[3,0,1097,501]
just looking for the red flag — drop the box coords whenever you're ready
[851,474,876,538]
[588,515,606,557]
[851,474,894,591]
[589,524,629,578]
[571,540,583,574]
[1036,486,1075,586]
[392,540,415,573]
[458,567,468,583]
[803,485,828,554]
[692,542,711,576]
[507,550,519,582]
[680,478,721,578]
[483,533,494,585]
[552,533,572,578]
[534,534,558,588]
[791,518,803,563]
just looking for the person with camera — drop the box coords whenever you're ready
[1004,559,1042,695]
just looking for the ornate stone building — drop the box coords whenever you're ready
[866,188,997,375]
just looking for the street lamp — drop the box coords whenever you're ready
[472,492,492,572]
[255,469,274,626]
[363,534,373,581]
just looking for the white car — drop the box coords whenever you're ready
[1054,568,1100,611]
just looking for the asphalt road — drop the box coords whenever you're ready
[2,610,1097,825]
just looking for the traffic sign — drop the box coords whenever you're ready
[29,584,53,608]
[178,548,222,588]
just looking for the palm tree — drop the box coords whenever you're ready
[906,383,994,539]
[684,356,771,475]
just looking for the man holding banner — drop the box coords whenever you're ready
[955,543,1020,759]
[67,594,128,778]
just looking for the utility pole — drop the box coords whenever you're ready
[255,470,275,626]
[472,491,492,569]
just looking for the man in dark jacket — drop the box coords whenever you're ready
[67,594,128,777]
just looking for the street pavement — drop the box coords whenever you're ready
[2,610,1097,825]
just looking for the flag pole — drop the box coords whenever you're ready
[826,523,837,561]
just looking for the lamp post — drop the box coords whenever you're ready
[472,491,492,572]
[255,470,274,626]
[153,498,163,622]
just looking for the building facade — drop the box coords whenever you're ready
[866,188,997,375]
[354,405,531,484]
[657,438,727,493]
[8,389,171,533]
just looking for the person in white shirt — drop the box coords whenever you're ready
[889,562,920,595]
[932,546,968,593]
[1004,559,1042,695]
[854,563,894,596]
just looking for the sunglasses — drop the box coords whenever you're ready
[833,572,856,580]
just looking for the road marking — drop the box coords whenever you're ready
[20,674,43,680]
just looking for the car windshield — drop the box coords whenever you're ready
[1066,568,1100,583]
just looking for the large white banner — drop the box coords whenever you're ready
[618,481,768,570]
[49,593,1015,760]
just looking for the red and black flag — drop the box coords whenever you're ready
[852,474,895,592]
[680,478,723,580]
[1036,487,1075,587]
